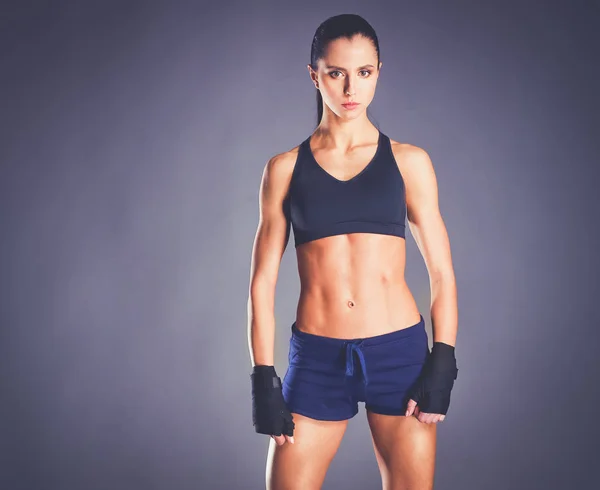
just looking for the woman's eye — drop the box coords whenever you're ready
[330,70,371,78]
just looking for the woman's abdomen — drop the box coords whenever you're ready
[294,234,421,339]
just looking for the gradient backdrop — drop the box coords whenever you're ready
[2,1,599,489]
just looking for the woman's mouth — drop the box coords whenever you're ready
[342,102,359,110]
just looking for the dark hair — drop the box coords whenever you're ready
[310,14,381,127]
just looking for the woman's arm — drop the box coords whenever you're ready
[247,150,296,367]
[394,144,458,347]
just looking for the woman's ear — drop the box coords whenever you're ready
[307,64,318,89]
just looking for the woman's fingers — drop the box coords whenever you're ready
[271,433,295,445]
[416,409,445,424]
[272,434,286,446]
[405,399,417,416]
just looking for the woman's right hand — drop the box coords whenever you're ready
[251,365,296,444]
[271,433,295,446]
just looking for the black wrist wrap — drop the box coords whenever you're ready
[251,365,295,437]
[410,342,459,415]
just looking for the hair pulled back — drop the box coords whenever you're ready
[310,14,380,127]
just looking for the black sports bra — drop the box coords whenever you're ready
[284,131,407,247]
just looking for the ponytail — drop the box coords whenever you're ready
[316,89,323,127]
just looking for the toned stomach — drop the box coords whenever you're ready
[295,233,421,339]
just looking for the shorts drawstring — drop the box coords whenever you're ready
[345,341,368,384]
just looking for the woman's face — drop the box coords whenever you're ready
[309,35,382,121]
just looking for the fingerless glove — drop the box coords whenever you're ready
[409,342,458,415]
[251,365,295,436]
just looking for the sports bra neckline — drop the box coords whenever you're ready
[305,130,383,184]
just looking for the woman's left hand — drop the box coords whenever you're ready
[405,399,446,424]
[404,341,458,423]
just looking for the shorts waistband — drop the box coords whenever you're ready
[290,314,425,348]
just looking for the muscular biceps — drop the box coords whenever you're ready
[394,144,454,279]
[249,151,296,290]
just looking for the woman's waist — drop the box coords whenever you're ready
[298,275,411,302]
[295,282,420,339]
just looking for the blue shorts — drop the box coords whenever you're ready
[282,314,429,421]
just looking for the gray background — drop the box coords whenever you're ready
[2,1,599,489]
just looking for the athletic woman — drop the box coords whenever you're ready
[248,14,459,490]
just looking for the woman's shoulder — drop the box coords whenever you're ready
[387,136,433,173]
[261,142,302,188]
[387,136,429,161]
[386,136,435,187]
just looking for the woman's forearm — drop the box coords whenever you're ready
[247,281,277,366]
[429,272,458,347]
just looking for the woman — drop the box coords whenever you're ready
[247,13,459,490]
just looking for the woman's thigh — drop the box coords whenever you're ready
[266,412,349,490]
[366,411,437,490]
